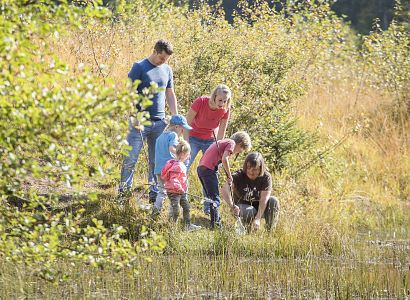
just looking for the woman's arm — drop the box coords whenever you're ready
[184,108,197,140]
[251,190,271,230]
[216,118,229,141]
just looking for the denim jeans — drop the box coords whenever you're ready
[153,176,167,211]
[187,136,214,212]
[197,165,220,228]
[168,193,190,225]
[187,136,214,172]
[119,118,167,194]
[238,196,280,230]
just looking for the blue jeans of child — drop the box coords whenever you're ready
[119,118,167,196]
[153,176,167,211]
[197,165,220,228]
[187,136,214,212]
[238,197,280,230]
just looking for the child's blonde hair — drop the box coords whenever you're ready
[175,140,191,157]
[210,84,232,109]
[231,131,252,151]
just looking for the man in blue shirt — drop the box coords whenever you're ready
[119,39,178,203]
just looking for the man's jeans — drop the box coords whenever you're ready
[119,118,167,195]
[187,136,214,212]
[238,197,280,230]
[197,165,220,228]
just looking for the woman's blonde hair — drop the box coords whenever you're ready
[210,84,232,109]
[175,139,191,157]
[230,131,252,152]
[243,152,266,177]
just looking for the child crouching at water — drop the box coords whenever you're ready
[161,140,201,231]
[197,131,252,229]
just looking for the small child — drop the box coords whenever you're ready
[197,131,252,229]
[152,115,192,215]
[161,140,201,231]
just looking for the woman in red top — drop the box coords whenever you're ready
[185,84,232,213]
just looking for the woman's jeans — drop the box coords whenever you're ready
[187,136,214,212]
[197,166,220,228]
[119,118,167,200]
[238,197,280,230]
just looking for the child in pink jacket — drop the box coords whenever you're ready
[161,140,201,231]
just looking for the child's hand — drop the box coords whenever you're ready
[227,176,233,186]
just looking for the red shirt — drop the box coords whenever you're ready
[189,96,230,140]
[199,139,235,170]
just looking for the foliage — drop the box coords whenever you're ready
[0,195,165,281]
[0,0,164,281]
[1,0,409,288]
[117,0,349,170]
[362,13,410,120]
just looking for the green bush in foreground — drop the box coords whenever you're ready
[0,0,165,281]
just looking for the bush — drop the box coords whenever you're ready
[0,0,164,281]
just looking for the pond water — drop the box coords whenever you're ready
[1,230,409,299]
[70,231,410,299]
[131,254,409,299]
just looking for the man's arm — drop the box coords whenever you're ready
[166,88,178,115]
[251,190,271,231]
[217,118,229,141]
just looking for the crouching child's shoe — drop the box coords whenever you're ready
[148,190,158,204]
[151,207,160,221]
[185,223,202,232]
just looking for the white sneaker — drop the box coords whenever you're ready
[186,223,202,232]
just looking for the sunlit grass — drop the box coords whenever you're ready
[6,1,408,297]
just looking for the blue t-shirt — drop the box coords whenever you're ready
[154,131,179,174]
[128,58,173,120]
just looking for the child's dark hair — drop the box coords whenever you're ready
[242,152,266,177]
[176,140,190,157]
[154,39,173,55]
[230,131,252,151]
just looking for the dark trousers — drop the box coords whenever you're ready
[238,196,280,230]
[197,166,220,228]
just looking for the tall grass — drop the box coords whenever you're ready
[47,1,410,254]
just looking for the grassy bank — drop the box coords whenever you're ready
[1,1,409,294]
[45,0,410,254]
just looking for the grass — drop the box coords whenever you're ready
[4,4,409,297]
[1,233,409,298]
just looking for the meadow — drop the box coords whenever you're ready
[0,0,409,298]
